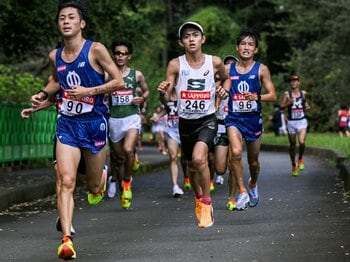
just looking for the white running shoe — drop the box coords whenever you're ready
[55,217,76,235]
[248,179,259,207]
[107,176,116,198]
[172,185,184,198]
[236,192,249,210]
[215,175,224,185]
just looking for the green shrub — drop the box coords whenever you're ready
[0,64,44,104]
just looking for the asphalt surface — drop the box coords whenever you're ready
[0,146,349,261]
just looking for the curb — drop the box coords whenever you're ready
[0,160,169,212]
[0,177,55,211]
[1,146,348,212]
[261,144,350,191]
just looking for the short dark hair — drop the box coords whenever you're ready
[56,0,88,22]
[236,28,260,47]
[111,39,134,54]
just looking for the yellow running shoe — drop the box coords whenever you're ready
[183,177,191,189]
[210,180,215,192]
[132,153,140,171]
[87,165,107,205]
[120,178,133,209]
[298,159,304,170]
[57,236,76,260]
[227,199,236,211]
[292,165,299,177]
[198,202,214,228]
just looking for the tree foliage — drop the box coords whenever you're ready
[269,0,350,131]
[0,0,348,131]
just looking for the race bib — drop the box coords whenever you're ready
[179,90,211,114]
[111,90,133,106]
[60,90,95,116]
[231,93,257,112]
[291,108,305,119]
[167,115,179,128]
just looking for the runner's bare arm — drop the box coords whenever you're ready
[213,56,230,98]
[259,64,276,102]
[158,58,179,104]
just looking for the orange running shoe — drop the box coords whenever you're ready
[198,202,214,228]
[120,178,133,209]
[298,159,304,170]
[194,197,202,222]
[226,199,236,211]
[292,165,299,177]
[57,236,76,260]
[210,179,215,192]
[183,177,191,189]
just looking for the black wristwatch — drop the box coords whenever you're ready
[36,89,49,100]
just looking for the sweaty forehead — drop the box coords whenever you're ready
[241,36,255,43]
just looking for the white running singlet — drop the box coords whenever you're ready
[175,55,216,119]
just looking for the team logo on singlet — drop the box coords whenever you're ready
[57,65,66,72]
[181,70,190,77]
[237,80,250,93]
[292,99,303,109]
[77,62,85,68]
[187,79,205,91]
[66,71,81,88]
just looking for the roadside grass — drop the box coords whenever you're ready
[143,131,349,159]
[262,132,350,158]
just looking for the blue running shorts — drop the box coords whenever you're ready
[56,115,108,153]
[225,114,263,142]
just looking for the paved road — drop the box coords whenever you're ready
[0,150,349,261]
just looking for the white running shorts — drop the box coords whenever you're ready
[109,114,141,143]
[287,118,308,135]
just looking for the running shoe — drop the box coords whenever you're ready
[248,180,259,207]
[183,177,191,189]
[132,153,140,171]
[194,197,201,222]
[57,236,76,260]
[55,217,76,235]
[236,191,249,210]
[120,178,133,209]
[292,165,299,177]
[226,199,236,211]
[298,159,305,170]
[107,176,116,198]
[210,180,215,192]
[172,184,184,198]
[215,175,224,185]
[87,165,108,205]
[198,202,214,228]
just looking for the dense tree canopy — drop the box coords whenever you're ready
[0,0,348,131]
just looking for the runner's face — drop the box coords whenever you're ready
[180,27,204,53]
[58,7,85,37]
[113,45,130,66]
[289,80,299,89]
[236,36,258,60]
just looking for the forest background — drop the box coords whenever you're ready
[0,0,349,132]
